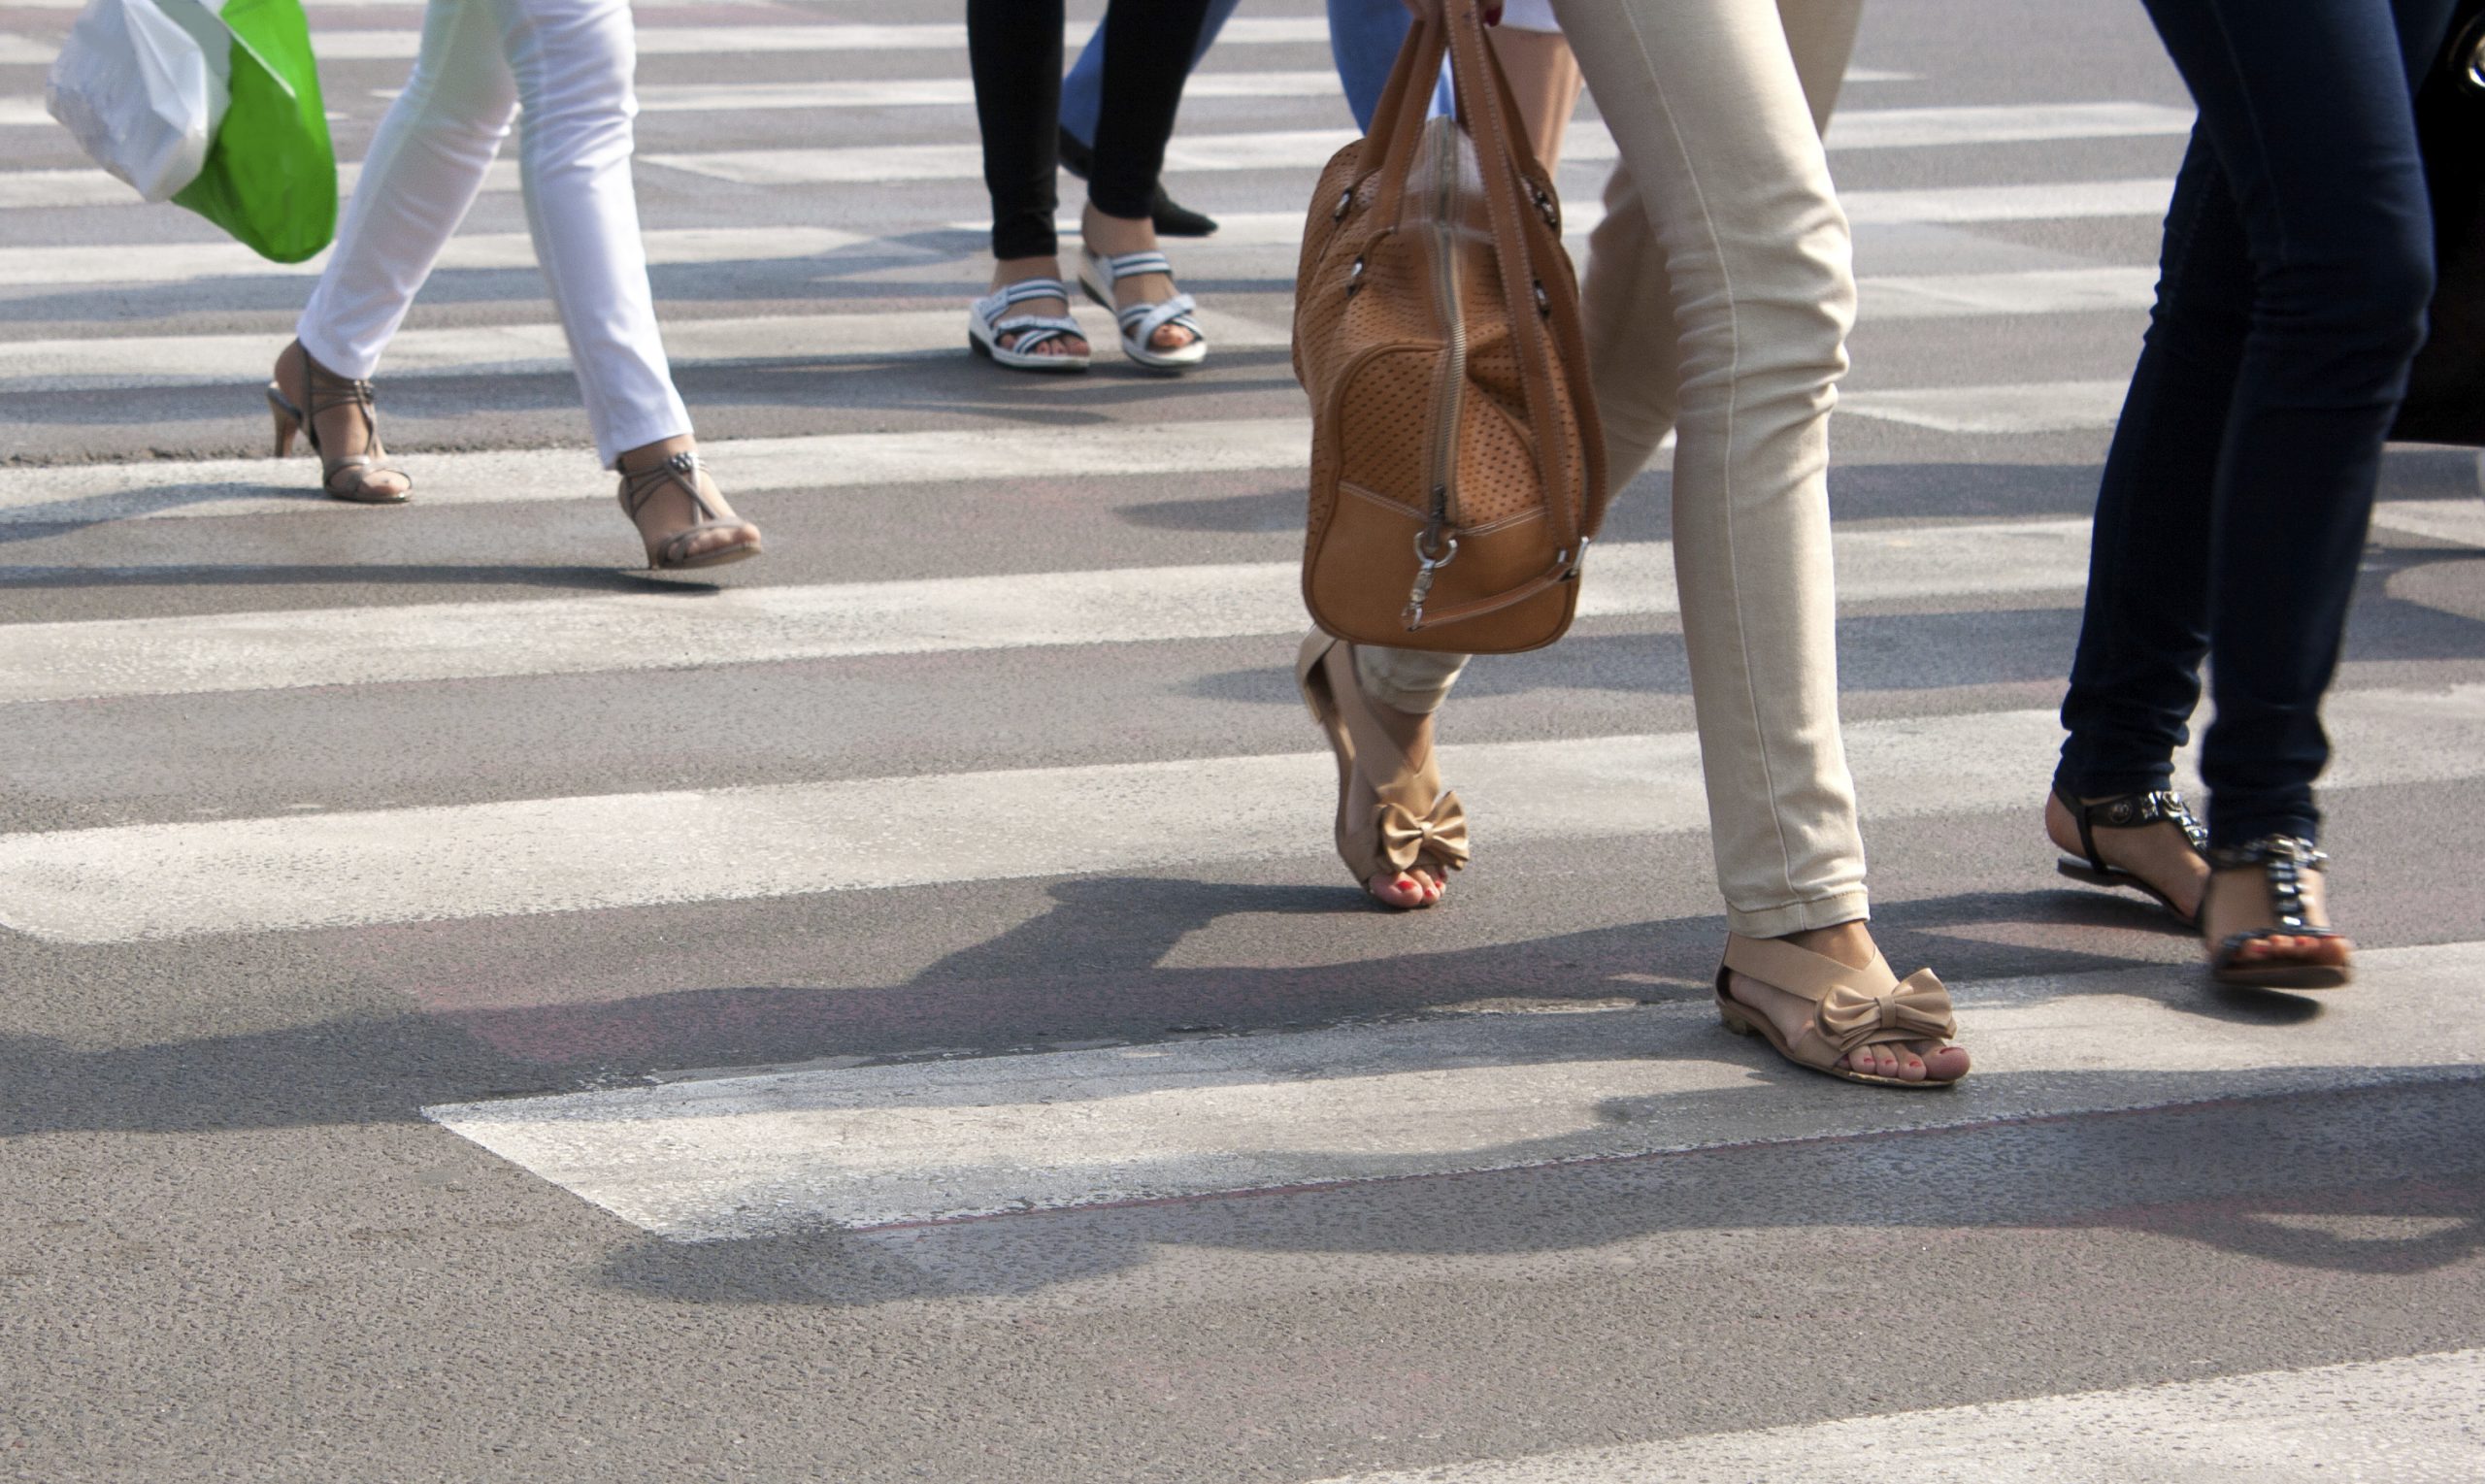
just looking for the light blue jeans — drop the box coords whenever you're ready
[1062,0,1433,144]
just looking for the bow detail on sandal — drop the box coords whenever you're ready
[1813,968,1957,1048]
[1295,630,1466,909]
[1715,934,1965,1090]
[1376,795,1471,874]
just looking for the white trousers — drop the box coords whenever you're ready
[295,0,690,468]
[1359,0,1869,938]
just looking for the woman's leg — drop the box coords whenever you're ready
[297,0,515,382]
[490,0,691,468]
[1581,0,1858,491]
[1083,0,1213,352]
[965,0,1087,360]
[1554,0,1864,939]
[1327,0,1412,130]
[1063,0,1237,148]
[1550,0,1956,1080]
[491,0,754,564]
[2141,0,2448,848]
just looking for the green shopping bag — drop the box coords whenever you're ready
[171,0,335,264]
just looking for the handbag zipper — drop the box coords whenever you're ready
[1408,116,1467,630]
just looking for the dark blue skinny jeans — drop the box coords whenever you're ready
[2056,0,2458,847]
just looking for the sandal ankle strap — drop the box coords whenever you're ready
[619,450,720,523]
[2053,781,2206,874]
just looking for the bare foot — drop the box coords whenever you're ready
[1323,643,1446,909]
[990,256,1089,358]
[2202,845,2353,973]
[1080,205,1199,352]
[616,434,761,567]
[1725,920,1970,1083]
[2045,789,2209,921]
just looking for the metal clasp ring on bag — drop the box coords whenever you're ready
[1404,529,1460,630]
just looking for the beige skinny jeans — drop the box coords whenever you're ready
[1356,0,1869,938]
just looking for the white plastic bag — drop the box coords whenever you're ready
[45,0,233,203]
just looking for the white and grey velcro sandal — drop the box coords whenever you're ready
[967,278,1091,373]
[1077,248,1209,372]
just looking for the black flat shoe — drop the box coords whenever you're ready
[1058,129,1219,237]
[2051,780,2207,926]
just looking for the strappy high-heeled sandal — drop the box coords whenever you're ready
[1077,247,1208,372]
[967,278,1090,373]
[2206,835,2352,990]
[616,449,764,572]
[1294,631,1468,910]
[265,341,412,505]
[2051,780,2208,926]
[1714,934,1966,1090]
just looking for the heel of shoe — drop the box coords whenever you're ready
[266,384,302,458]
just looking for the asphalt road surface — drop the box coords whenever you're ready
[3,1,2483,1479]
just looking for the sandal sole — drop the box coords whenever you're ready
[967,331,1089,374]
[2056,857,2199,927]
[2211,962,2354,991]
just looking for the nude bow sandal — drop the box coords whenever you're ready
[1715,934,1968,1089]
[1295,631,1469,909]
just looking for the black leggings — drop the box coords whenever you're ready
[968,0,1210,260]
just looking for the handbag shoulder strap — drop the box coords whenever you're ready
[1437,0,1603,550]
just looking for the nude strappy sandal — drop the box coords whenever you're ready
[2051,780,2208,926]
[967,277,1090,373]
[1077,247,1208,372]
[265,341,412,505]
[2207,835,2352,990]
[1295,630,1468,909]
[616,450,763,572]
[1714,934,1966,1090]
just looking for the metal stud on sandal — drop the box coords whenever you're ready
[616,450,763,572]
[2206,836,2352,990]
[2051,780,2208,926]
[265,341,412,505]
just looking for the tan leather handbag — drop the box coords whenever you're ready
[1291,0,1607,654]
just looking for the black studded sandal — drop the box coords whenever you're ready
[2206,835,2352,991]
[2052,781,2208,926]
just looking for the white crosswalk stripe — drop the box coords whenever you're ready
[0,17,1339,65]
[0,514,2108,701]
[1304,1349,2485,1484]
[646,105,2195,184]
[6,685,2482,942]
[0,273,2155,391]
[425,938,2485,1235]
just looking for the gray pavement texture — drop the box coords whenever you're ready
[3,0,2484,1480]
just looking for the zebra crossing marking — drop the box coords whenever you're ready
[423,940,2485,1237]
[1841,380,2131,434]
[0,685,2477,941]
[0,225,863,291]
[644,105,2196,185]
[1309,1348,2485,1484]
[0,417,1317,523]
[0,18,1340,67]
[0,270,2156,391]
[0,304,1295,392]
[0,516,2104,700]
